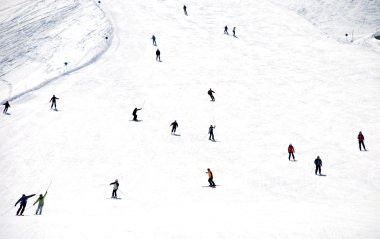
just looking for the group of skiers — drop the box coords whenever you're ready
[2,95,59,115]
[224,26,237,37]
[14,191,48,216]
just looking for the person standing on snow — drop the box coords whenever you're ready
[208,125,216,141]
[156,49,161,61]
[49,95,59,110]
[358,131,366,151]
[233,27,236,37]
[224,26,229,35]
[132,108,142,121]
[183,5,187,15]
[206,168,216,187]
[3,101,10,114]
[15,194,36,216]
[151,35,156,46]
[208,88,215,101]
[288,144,295,161]
[33,191,47,215]
[110,179,119,198]
[170,120,178,134]
[314,156,322,175]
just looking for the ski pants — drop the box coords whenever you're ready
[208,178,215,186]
[315,165,321,175]
[16,203,26,215]
[224,30,228,34]
[171,127,177,134]
[112,189,118,198]
[133,114,137,121]
[209,94,215,101]
[35,205,43,215]
[152,40,156,46]
[209,132,215,141]
[288,152,294,160]
[359,141,366,151]
[156,55,160,61]
[51,102,56,109]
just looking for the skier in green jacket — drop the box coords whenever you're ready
[33,191,47,215]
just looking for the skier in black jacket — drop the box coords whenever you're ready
[314,156,322,175]
[170,120,178,134]
[156,49,161,61]
[224,26,229,35]
[183,5,187,15]
[50,95,59,110]
[3,101,10,114]
[15,194,36,216]
[208,89,215,101]
[209,125,216,141]
[132,108,142,121]
[110,179,119,198]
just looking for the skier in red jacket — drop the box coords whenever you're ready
[358,131,366,151]
[288,144,295,161]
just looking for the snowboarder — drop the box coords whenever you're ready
[151,35,156,46]
[132,108,142,121]
[49,95,59,110]
[110,179,119,198]
[288,144,295,161]
[358,131,366,151]
[207,168,216,187]
[224,26,228,35]
[208,125,216,141]
[183,5,187,15]
[208,88,215,101]
[233,27,236,37]
[170,120,178,134]
[33,191,47,215]
[3,101,10,114]
[314,156,322,175]
[15,194,35,216]
[156,49,161,61]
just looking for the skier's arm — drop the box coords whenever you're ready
[43,191,47,197]
[33,199,38,205]
[27,194,36,199]
[110,182,115,185]
[15,198,21,206]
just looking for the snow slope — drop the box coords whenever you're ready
[1,0,380,238]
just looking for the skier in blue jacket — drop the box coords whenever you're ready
[15,194,36,216]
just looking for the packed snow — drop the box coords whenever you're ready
[1,0,380,238]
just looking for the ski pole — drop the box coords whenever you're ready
[198,168,207,173]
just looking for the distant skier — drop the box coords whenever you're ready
[233,27,236,37]
[288,144,295,161]
[314,156,322,175]
[358,131,366,151]
[208,88,215,101]
[156,49,161,61]
[110,179,119,198]
[208,125,216,141]
[3,101,10,114]
[132,108,142,121]
[15,194,36,216]
[50,95,59,110]
[33,191,47,215]
[224,26,228,35]
[151,35,156,46]
[170,120,178,134]
[183,5,187,15]
[207,168,216,187]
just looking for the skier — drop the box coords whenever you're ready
[208,88,215,101]
[233,27,236,37]
[288,144,295,161]
[151,35,156,46]
[207,168,216,187]
[49,95,59,110]
[208,125,216,141]
[224,25,228,35]
[3,101,10,114]
[314,156,322,175]
[358,131,366,151]
[15,194,36,216]
[170,120,178,134]
[33,191,47,215]
[132,108,142,121]
[110,179,119,198]
[156,49,161,61]
[183,5,187,15]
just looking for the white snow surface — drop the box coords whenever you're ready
[1,0,380,238]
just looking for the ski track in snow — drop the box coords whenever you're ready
[0,0,380,238]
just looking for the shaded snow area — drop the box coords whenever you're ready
[269,0,380,52]
[0,0,112,102]
[1,0,380,238]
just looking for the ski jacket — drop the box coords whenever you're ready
[15,194,36,206]
[358,133,364,142]
[170,122,178,128]
[110,181,119,190]
[132,108,141,115]
[33,191,47,206]
[156,50,160,56]
[208,126,215,134]
[288,145,294,153]
[314,158,322,166]
[50,96,59,103]
[3,102,10,107]
[208,89,214,95]
[207,170,213,179]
